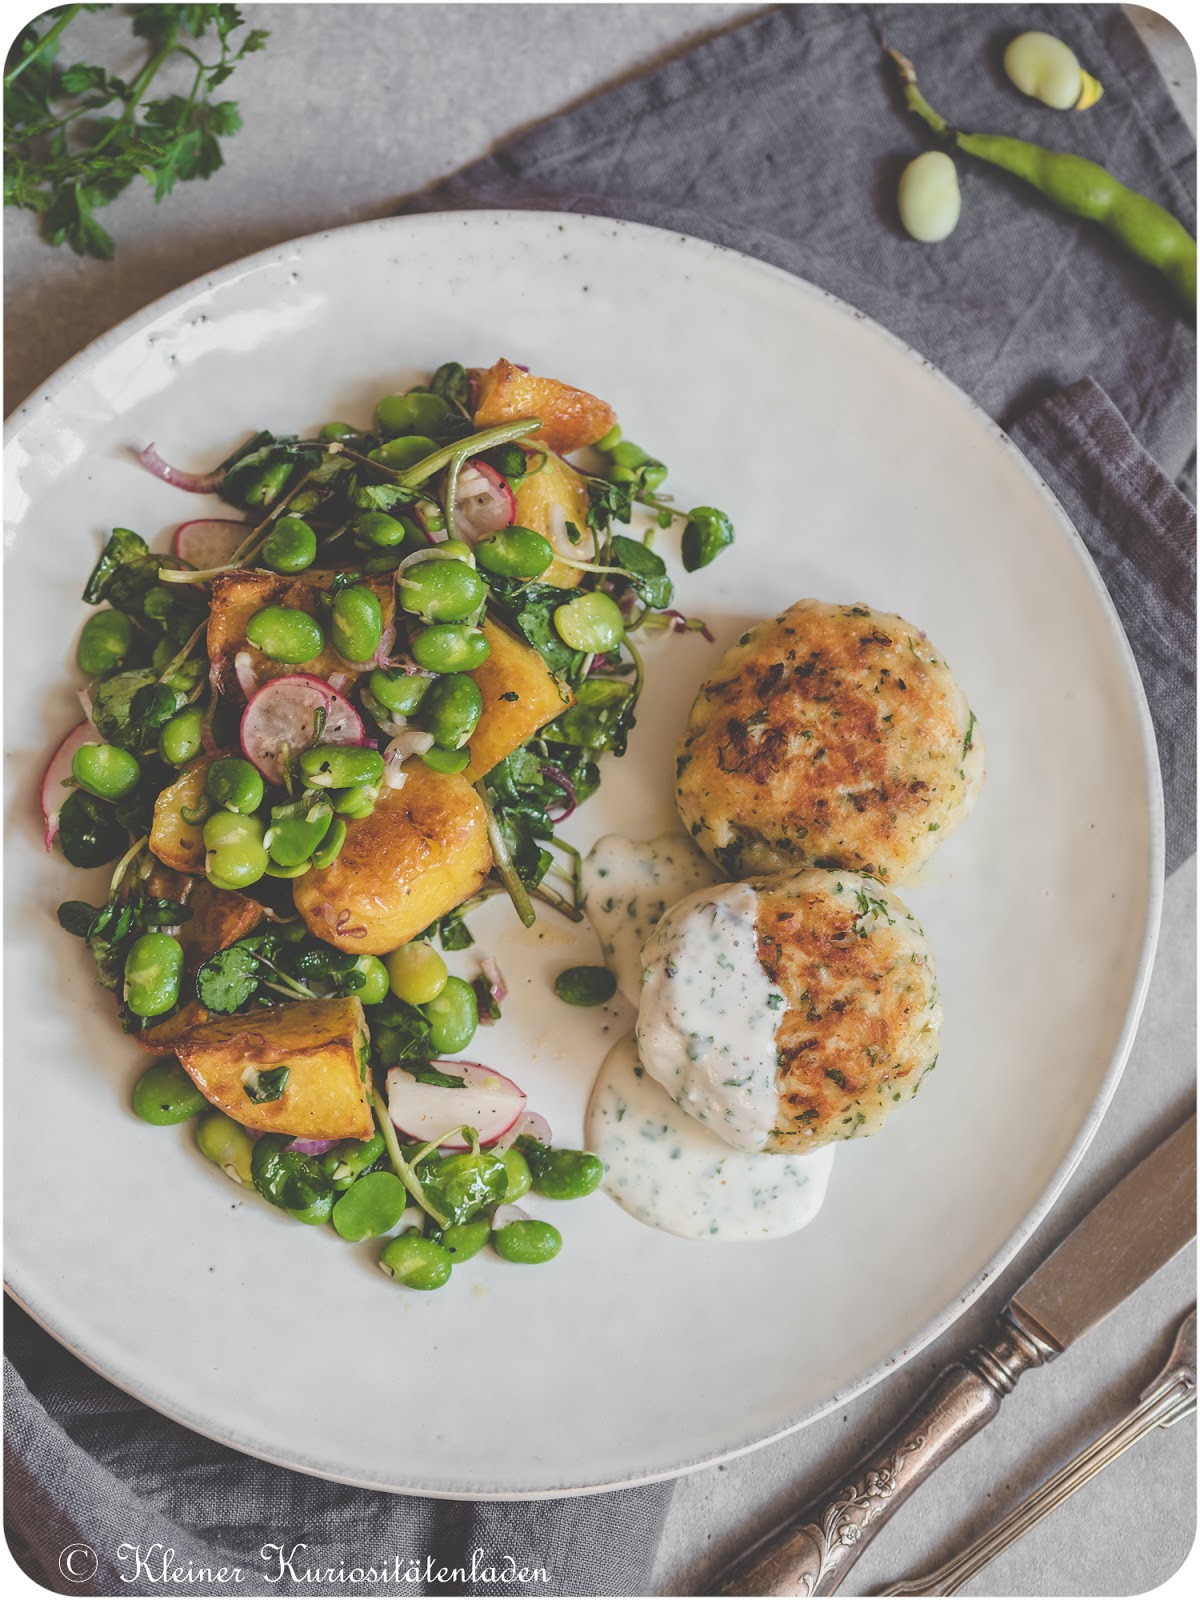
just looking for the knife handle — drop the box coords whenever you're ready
[718,1311,1056,1597]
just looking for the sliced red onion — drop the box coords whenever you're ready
[539,762,577,821]
[174,519,247,569]
[454,460,515,544]
[234,650,258,700]
[327,670,352,694]
[480,955,507,1004]
[288,1137,339,1156]
[548,498,595,560]
[382,729,434,788]
[373,623,396,669]
[139,443,225,494]
[491,1204,531,1229]
[41,721,93,850]
[334,909,368,937]
[661,608,716,643]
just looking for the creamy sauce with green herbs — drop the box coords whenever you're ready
[581,832,719,1005]
[587,1035,834,1240]
[636,880,786,1153]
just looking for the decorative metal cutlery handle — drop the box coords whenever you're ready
[877,1309,1197,1597]
[719,1313,1055,1597]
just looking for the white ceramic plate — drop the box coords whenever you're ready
[3,212,1163,1497]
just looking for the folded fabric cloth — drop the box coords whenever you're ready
[6,4,1194,1597]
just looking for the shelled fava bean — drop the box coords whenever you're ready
[78,609,133,676]
[123,933,184,1017]
[246,605,324,663]
[261,515,318,574]
[331,584,384,664]
[71,742,141,800]
[204,811,268,889]
[410,625,490,673]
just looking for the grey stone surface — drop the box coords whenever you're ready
[4,5,1195,1596]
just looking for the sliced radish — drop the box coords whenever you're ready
[174,519,247,569]
[492,1110,553,1152]
[240,674,365,785]
[386,1062,526,1151]
[41,722,93,850]
[454,460,515,544]
[139,443,225,494]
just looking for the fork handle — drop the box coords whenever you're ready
[877,1376,1197,1597]
[718,1312,1054,1597]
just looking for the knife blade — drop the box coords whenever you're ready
[719,1113,1197,1596]
[1009,1114,1196,1353]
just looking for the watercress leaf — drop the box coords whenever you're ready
[420,1150,507,1227]
[243,1065,290,1105]
[435,910,475,952]
[370,1002,434,1067]
[57,900,104,938]
[412,1066,468,1090]
[544,678,636,753]
[610,535,673,610]
[56,789,125,868]
[82,528,149,604]
[195,941,261,1013]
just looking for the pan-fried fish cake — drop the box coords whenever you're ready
[674,600,984,883]
[636,869,941,1154]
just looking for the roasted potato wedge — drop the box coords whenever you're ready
[142,862,262,968]
[510,448,593,588]
[178,881,263,970]
[208,570,395,701]
[150,750,228,873]
[170,996,373,1140]
[292,764,491,954]
[465,620,573,781]
[470,358,616,455]
[135,999,211,1052]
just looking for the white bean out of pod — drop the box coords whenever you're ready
[1003,31,1103,111]
[897,151,962,243]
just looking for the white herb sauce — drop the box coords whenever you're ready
[636,880,786,1153]
[581,831,719,1005]
[587,1035,834,1240]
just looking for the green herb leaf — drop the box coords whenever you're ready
[243,1064,290,1105]
[196,941,261,1014]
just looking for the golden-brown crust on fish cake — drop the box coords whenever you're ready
[675,600,984,883]
[754,870,941,1151]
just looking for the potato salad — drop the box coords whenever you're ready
[44,358,734,1288]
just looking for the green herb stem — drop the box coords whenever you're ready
[371,1091,450,1227]
[4,5,83,87]
[474,781,536,928]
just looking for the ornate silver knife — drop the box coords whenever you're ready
[718,1114,1196,1597]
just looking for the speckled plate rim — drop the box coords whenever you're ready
[3,209,1166,1498]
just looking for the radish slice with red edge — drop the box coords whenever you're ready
[454,460,515,544]
[174,519,247,569]
[240,674,365,785]
[492,1110,552,1152]
[385,1062,525,1151]
[41,722,93,850]
[139,444,225,494]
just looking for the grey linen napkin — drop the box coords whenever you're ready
[5,4,1195,1597]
